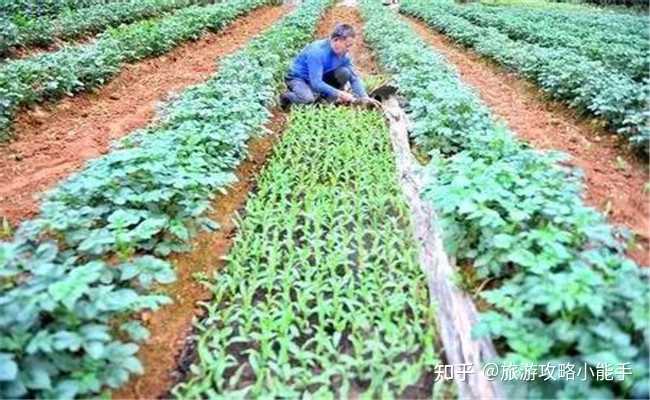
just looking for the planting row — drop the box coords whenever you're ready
[0,0,331,397]
[485,3,648,39]
[438,2,648,81]
[173,107,440,398]
[476,4,648,48]
[0,0,214,57]
[0,0,267,141]
[400,0,649,153]
[0,0,119,19]
[360,0,649,398]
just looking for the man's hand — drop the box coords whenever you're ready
[360,96,382,109]
[337,91,355,103]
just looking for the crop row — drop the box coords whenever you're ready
[485,3,648,39]
[360,0,649,398]
[438,2,648,81]
[0,0,331,397]
[0,0,214,57]
[0,0,119,19]
[173,106,439,398]
[400,0,649,153]
[0,0,268,141]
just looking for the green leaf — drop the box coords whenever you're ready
[80,324,111,342]
[0,353,18,381]
[120,321,150,342]
[34,243,58,262]
[85,342,105,359]
[78,228,115,254]
[458,199,477,214]
[48,262,104,309]
[130,217,168,241]
[493,233,515,249]
[154,268,176,285]
[52,331,82,351]
[107,209,142,229]
[121,356,144,375]
[506,248,536,268]
[25,364,52,390]
[53,379,80,399]
[169,219,190,241]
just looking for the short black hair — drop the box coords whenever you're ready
[330,23,356,40]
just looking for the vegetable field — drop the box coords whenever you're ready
[400,0,650,152]
[0,0,648,399]
[174,107,439,397]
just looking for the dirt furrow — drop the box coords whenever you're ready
[403,15,649,265]
[0,5,288,227]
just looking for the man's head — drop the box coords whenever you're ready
[330,23,355,56]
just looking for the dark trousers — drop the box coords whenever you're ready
[283,67,351,104]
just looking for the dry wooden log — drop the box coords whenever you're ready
[382,96,504,400]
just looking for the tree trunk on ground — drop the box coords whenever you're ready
[382,96,504,400]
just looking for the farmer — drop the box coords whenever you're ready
[279,23,376,109]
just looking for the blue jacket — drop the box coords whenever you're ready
[287,39,366,98]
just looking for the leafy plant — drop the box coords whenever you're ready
[438,2,649,81]
[0,0,217,56]
[0,0,120,19]
[0,240,173,398]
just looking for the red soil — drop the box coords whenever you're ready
[0,5,288,227]
[405,16,649,266]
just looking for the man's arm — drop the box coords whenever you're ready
[340,56,367,98]
[347,63,367,98]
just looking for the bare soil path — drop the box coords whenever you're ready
[0,5,288,227]
[403,15,649,265]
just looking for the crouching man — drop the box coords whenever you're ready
[279,23,374,109]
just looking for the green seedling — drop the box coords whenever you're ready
[615,156,629,171]
[0,217,13,240]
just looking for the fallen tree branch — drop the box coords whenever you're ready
[382,95,504,400]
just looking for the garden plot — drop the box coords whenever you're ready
[0,0,647,398]
[0,0,269,141]
[173,106,443,398]
[0,0,116,19]
[0,0,217,58]
[399,9,649,265]
[0,5,287,226]
[434,2,649,81]
[360,0,649,398]
[0,0,331,396]
[400,0,649,153]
